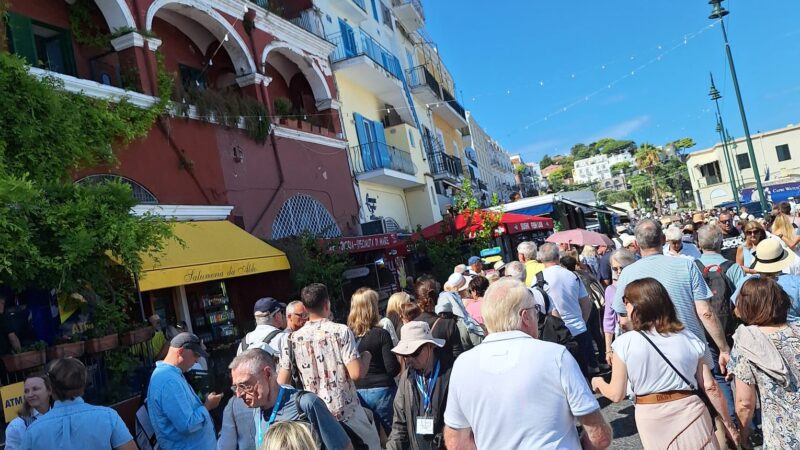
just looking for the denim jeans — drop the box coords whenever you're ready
[357,386,397,434]
[709,345,737,425]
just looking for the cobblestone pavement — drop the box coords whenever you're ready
[597,396,643,449]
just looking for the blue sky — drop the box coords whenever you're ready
[423,1,800,164]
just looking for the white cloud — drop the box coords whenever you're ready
[586,115,650,142]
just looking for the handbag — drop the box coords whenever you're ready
[636,331,718,419]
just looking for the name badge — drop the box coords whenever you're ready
[416,416,434,435]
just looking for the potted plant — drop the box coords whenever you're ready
[119,322,155,347]
[2,341,47,372]
[85,296,125,354]
[273,97,292,124]
[47,334,86,360]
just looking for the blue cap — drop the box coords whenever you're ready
[254,297,283,315]
[467,256,482,265]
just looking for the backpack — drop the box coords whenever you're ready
[292,389,370,450]
[240,328,283,355]
[701,260,738,348]
[533,273,579,359]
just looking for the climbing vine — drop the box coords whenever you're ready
[69,0,112,48]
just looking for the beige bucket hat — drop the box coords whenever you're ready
[391,321,445,356]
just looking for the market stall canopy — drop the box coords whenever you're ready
[546,228,614,247]
[138,221,290,291]
[418,212,554,239]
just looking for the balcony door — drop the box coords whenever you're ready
[354,113,390,171]
[338,19,357,58]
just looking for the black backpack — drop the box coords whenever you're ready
[533,273,579,359]
[700,260,739,348]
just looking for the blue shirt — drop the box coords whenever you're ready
[21,397,132,450]
[613,254,714,365]
[255,386,350,450]
[148,361,216,450]
[731,274,800,322]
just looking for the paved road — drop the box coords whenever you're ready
[597,396,642,449]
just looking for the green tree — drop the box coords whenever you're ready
[670,137,696,151]
[598,190,634,205]
[635,144,662,210]
[0,53,172,300]
[598,138,635,155]
[547,167,571,192]
[610,161,632,175]
[540,154,554,168]
[570,143,594,159]
[292,232,353,320]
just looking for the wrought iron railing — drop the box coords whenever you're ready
[428,151,463,180]
[328,30,403,79]
[478,180,488,191]
[289,9,326,39]
[349,142,416,176]
[407,65,441,98]
[391,0,425,20]
[441,87,466,120]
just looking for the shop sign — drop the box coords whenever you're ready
[1,382,24,423]
[509,220,548,234]
[331,234,399,253]
[182,262,259,284]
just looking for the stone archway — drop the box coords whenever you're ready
[94,0,137,31]
[145,0,256,76]
[262,42,331,103]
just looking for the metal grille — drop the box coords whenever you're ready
[383,217,401,233]
[77,174,158,204]
[271,195,341,240]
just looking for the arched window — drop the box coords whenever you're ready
[271,195,341,240]
[76,174,158,204]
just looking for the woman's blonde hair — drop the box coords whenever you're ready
[386,292,410,329]
[580,246,596,257]
[347,287,380,337]
[261,421,317,450]
[772,214,795,240]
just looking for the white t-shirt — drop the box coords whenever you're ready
[612,329,705,396]
[542,265,589,336]
[444,331,599,450]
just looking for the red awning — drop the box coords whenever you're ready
[418,212,553,239]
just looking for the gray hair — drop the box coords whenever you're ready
[634,219,663,250]
[504,261,527,283]
[537,242,561,263]
[286,300,303,315]
[697,224,723,251]
[255,315,271,326]
[481,278,535,333]
[664,225,683,242]
[229,348,275,374]
[517,241,538,260]
[610,248,636,268]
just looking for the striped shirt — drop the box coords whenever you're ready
[613,254,714,366]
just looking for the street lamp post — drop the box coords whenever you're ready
[710,74,740,209]
[708,0,768,213]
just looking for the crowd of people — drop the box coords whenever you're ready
[7,202,800,450]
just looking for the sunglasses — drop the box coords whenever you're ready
[745,230,760,235]
[406,346,424,359]
[720,219,732,225]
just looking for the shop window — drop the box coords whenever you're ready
[179,64,207,91]
[776,144,791,162]
[736,153,751,169]
[271,194,341,240]
[6,12,76,76]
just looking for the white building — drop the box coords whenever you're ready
[572,152,635,184]
[687,123,800,208]
[463,112,517,204]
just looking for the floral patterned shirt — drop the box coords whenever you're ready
[729,324,800,450]
[280,318,360,421]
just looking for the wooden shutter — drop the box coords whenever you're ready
[5,12,36,65]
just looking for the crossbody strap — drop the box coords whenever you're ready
[636,331,697,390]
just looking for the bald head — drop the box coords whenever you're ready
[634,219,663,250]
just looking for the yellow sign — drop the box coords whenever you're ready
[1,382,24,423]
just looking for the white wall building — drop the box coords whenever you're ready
[687,123,800,208]
[572,152,635,184]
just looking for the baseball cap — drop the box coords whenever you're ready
[467,256,482,265]
[254,297,283,315]
[170,332,209,358]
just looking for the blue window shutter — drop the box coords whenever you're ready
[370,0,379,21]
[353,113,373,170]
[338,19,356,57]
[372,120,391,167]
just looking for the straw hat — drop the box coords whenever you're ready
[692,212,705,224]
[493,260,506,271]
[659,216,671,226]
[751,239,796,273]
[391,321,445,356]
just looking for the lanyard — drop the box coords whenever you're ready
[256,387,285,449]
[415,361,440,415]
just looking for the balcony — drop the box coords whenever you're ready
[391,0,424,30]
[437,87,468,128]
[349,142,420,188]
[328,29,415,125]
[478,180,488,192]
[407,65,440,106]
[288,9,326,39]
[428,151,463,185]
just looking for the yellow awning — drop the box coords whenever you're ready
[138,221,290,291]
